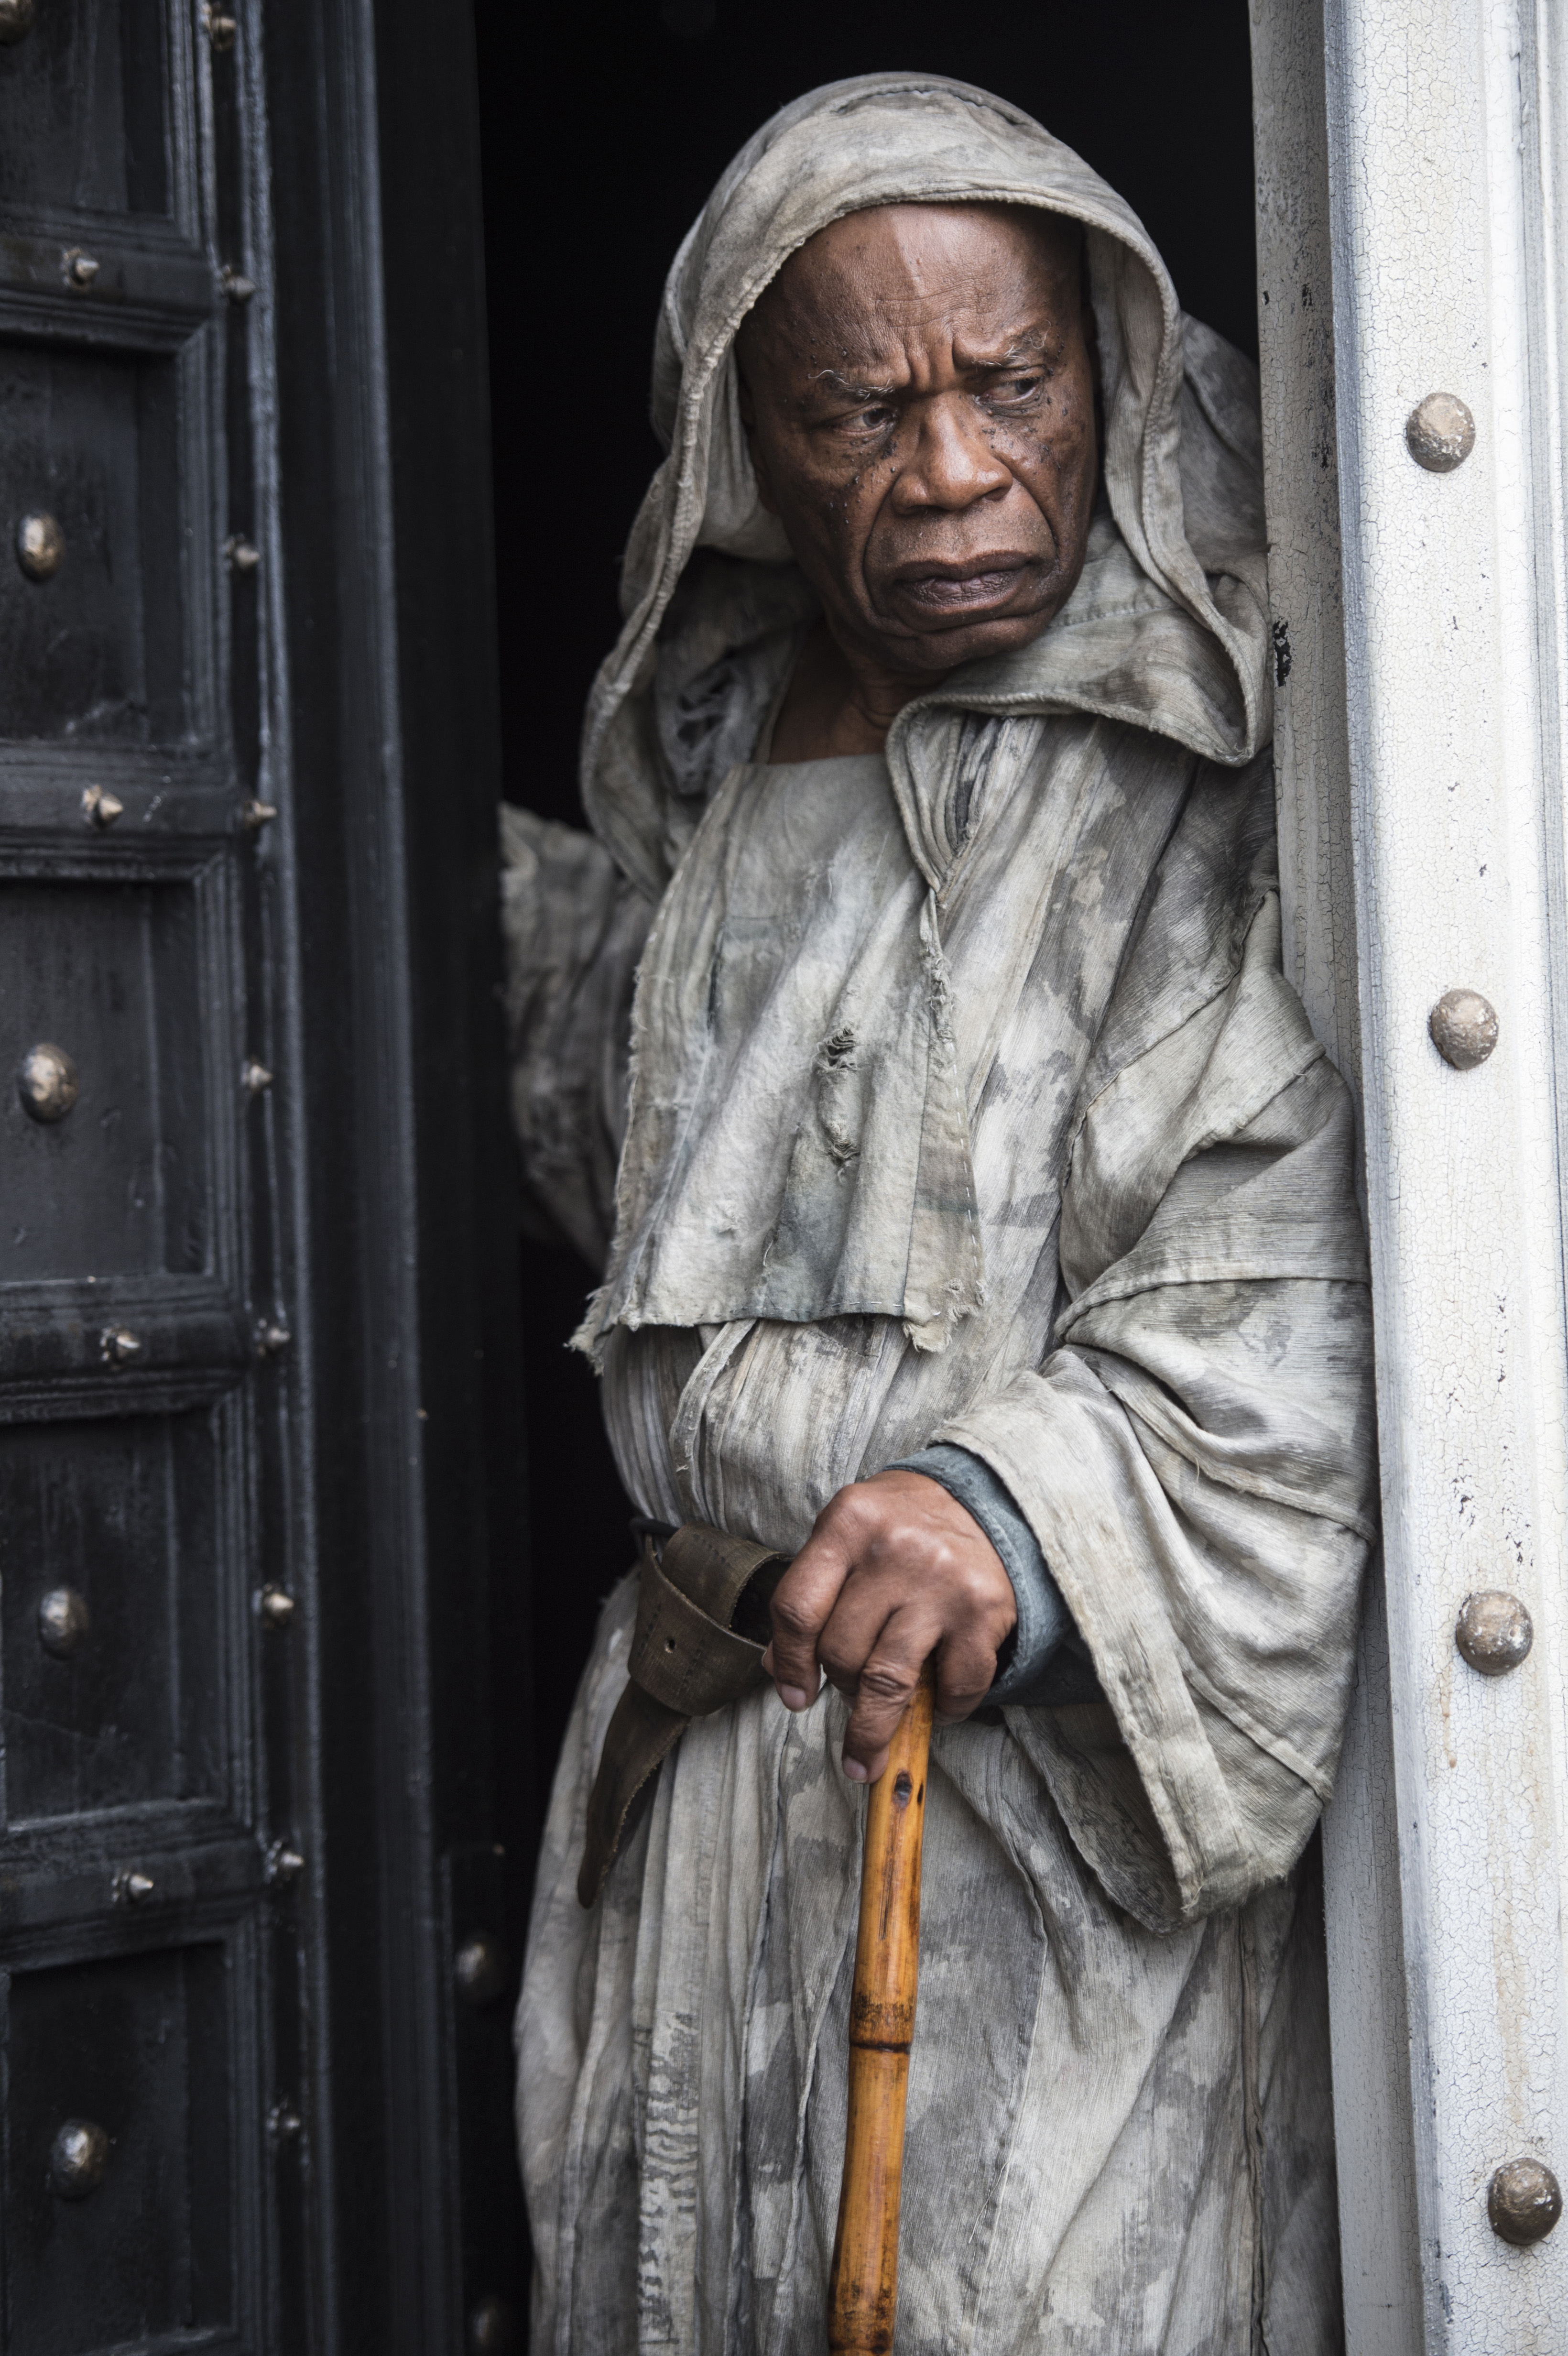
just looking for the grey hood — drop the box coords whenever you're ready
[582,71,1272,901]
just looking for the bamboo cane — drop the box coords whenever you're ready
[828,1660,937,2355]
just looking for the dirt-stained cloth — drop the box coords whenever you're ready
[507,71,1373,2355]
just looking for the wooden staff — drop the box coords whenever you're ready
[828,1660,937,2355]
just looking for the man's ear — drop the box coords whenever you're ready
[734,363,779,517]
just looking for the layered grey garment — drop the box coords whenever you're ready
[507,73,1375,2355]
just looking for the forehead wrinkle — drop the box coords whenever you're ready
[821,272,1072,354]
[797,317,1059,402]
[767,257,1039,342]
[739,235,1079,402]
[809,365,898,401]
[749,198,1079,336]
[954,326,1054,366]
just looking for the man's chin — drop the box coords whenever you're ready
[871,604,1057,677]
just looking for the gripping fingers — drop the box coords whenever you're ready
[763,1537,853,1711]
[759,1640,819,1712]
[839,1617,943,1784]
[841,1616,1004,1780]
[765,1472,1017,1757]
[931,1624,1005,1727]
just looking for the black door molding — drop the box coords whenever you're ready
[260,0,527,2345]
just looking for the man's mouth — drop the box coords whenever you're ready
[886,556,1040,619]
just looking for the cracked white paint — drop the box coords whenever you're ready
[1251,13,1424,2345]
[1255,0,1568,2345]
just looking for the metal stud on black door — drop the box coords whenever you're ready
[0,3,527,2347]
[0,5,290,2348]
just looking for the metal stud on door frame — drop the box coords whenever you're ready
[1252,0,1568,2343]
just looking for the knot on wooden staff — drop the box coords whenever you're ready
[828,1660,937,2355]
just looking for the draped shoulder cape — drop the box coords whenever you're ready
[510,77,1375,2352]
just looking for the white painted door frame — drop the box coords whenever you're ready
[1251,2,1568,2346]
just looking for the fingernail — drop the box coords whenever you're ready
[779,1685,809,1711]
[842,1756,868,1783]
[760,1645,774,1675]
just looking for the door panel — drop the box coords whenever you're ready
[0,0,172,225]
[0,344,185,745]
[0,4,280,2349]
[0,878,211,1280]
[3,1940,234,2354]
[0,2,527,2343]
[0,1411,226,1823]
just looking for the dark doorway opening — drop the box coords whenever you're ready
[474,0,1259,1850]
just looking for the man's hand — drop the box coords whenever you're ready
[760,1470,1017,1785]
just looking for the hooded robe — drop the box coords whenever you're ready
[508,73,1374,2356]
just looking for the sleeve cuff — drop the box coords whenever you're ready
[886,1443,1101,1705]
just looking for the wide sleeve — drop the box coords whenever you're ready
[936,888,1377,1933]
[499,804,652,1272]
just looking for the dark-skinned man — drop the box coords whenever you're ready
[507,73,1373,2356]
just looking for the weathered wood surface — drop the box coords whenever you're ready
[828,1665,937,2356]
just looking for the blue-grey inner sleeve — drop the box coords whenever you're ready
[888,1443,1105,1707]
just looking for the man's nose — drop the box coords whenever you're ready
[894,394,1013,510]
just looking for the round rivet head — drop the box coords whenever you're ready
[1456,1590,1533,1676]
[1407,392,1476,472]
[1488,2156,1563,2245]
[16,512,65,578]
[38,1587,91,1659]
[0,0,36,41]
[469,2294,521,2354]
[1429,989,1498,1070]
[454,1933,509,2008]
[82,786,124,829]
[17,1043,79,1123]
[49,2120,109,2199]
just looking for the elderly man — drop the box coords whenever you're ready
[506,72,1373,2355]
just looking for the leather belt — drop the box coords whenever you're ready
[577,1520,791,1907]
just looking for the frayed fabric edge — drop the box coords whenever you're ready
[569,1285,614,1369]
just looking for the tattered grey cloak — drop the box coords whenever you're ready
[507,73,1374,2356]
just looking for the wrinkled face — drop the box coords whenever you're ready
[736,202,1098,679]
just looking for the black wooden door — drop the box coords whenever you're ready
[0,4,528,2350]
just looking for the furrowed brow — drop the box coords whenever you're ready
[965,335,1051,374]
[809,366,899,402]
[805,333,1052,402]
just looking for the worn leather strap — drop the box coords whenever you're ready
[577,1522,790,1909]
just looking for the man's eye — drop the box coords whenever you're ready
[843,404,896,434]
[988,374,1044,404]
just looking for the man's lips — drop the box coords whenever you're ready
[885,556,1041,618]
